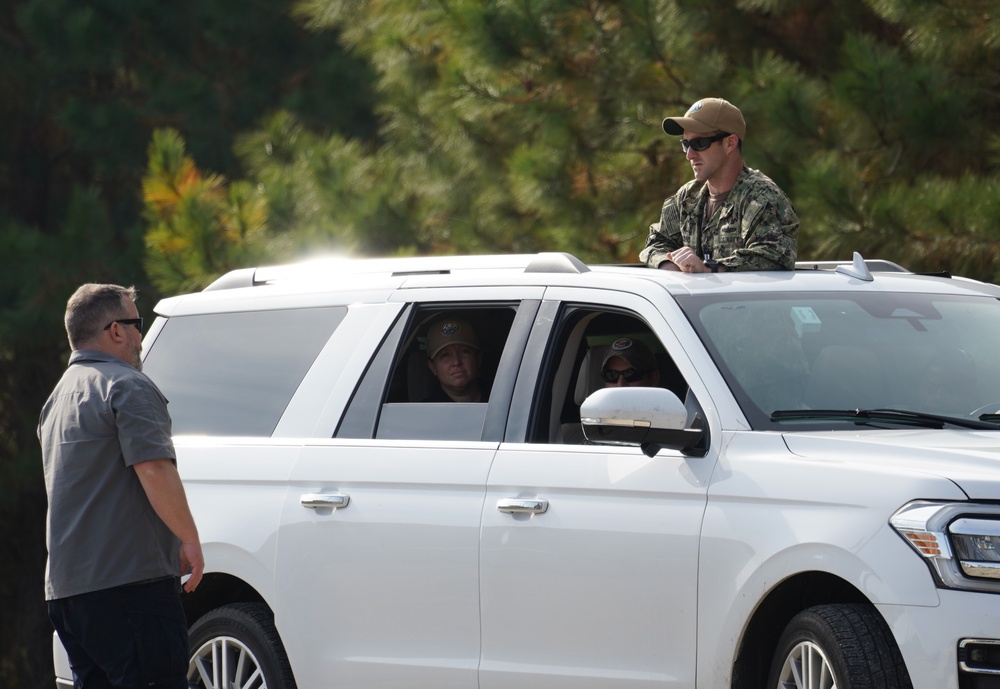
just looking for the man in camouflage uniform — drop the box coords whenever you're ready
[640,98,799,273]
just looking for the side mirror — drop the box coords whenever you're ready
[580,387,707,457]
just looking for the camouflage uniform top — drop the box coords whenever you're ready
[639,166,799,271]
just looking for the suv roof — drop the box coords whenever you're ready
[154,251,1000,318]
[204,251,910,290]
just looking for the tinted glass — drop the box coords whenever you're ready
[143,307,346,436]
[376,403,489,440]
[680,292,1000,430]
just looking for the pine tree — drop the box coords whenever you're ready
[0,2,378,684]
[142,129,274,294]
[238,0,1000,280]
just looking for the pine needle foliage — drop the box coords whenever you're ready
[142,129,272,294]
[197,0,993,281]
[149,0,1000,282]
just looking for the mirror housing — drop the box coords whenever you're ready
[580,387,707,457]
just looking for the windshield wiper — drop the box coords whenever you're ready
[771,408,999,430]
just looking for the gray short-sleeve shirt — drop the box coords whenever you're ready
[38,350,179,600]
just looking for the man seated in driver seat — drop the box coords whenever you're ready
[599,338,661,389]
[563,337,660,443]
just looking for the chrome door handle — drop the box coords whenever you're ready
[300,493,350,509]
[496,498,548,514]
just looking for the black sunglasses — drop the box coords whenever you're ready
[680,132,730,153]
[601,367,646,384]
[104,317,144,333]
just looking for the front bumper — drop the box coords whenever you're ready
[880,589,1000,689]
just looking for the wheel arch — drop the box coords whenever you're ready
[730,571,871,689]
[182,572,268,629]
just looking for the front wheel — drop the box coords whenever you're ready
[767,604,912,689]
[187,603,297,689]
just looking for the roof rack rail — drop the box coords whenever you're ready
[202,252,590,291]
[795,255,909,274]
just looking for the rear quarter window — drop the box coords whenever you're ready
[142,307,346,436]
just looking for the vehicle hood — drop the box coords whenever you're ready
[783,430,1000,500]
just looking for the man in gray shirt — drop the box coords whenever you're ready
[39,283,204,689]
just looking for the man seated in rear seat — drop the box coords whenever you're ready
[423,318,491,403]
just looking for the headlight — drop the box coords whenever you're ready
[890,502,1000,593]
[951,518,1000,579]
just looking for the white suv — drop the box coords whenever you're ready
[53,252,1000,689]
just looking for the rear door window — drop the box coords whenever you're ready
[336,302,537,441]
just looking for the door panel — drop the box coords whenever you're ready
[274,442,494,688]
[480,288,715,688]
[274,295,540,687]
[480,444,708,688]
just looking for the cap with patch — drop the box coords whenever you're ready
[426,319,479,359]
[601,338,657,372]
[662,98,746,140]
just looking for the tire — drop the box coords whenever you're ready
[187,603,298,689]
[767,604,912,689]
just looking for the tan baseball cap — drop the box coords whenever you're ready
[662,98,746,140]
[426,319,479,359]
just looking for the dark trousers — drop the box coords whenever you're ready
[47,577,190,689]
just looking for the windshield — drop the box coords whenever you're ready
[679,291,1000,431]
